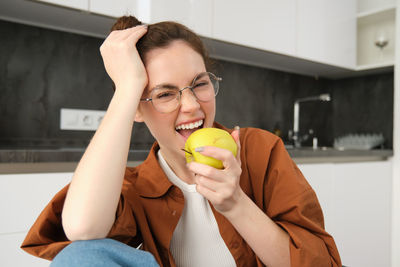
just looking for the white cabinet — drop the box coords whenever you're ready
[296,0,357,69]
[146,0,213,38]
[213,0,297,56]
[88,0,213,38]
[298,161,392,267]
[18,0,358,75]
[213,0,356,68]
[297,163,335,231]
[0,172,72,266]
[0,232,50,267]
[90,0,137,19]
[34,0,88,11]
[34,0,138,19]
[332,161,392,267]
[88,0,213,37]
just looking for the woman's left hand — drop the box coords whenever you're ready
[186,127,244,214]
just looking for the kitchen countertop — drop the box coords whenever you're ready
[0,147,394,174]
[287,147,393,164]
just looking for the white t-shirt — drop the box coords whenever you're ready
[157,151,236,267]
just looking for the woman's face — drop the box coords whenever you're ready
[137,40,216,158]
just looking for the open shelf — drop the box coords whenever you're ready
[357,5,396,20]
[356,7,395,68]
[356,61,394,71]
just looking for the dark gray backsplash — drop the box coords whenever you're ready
[0,20,394,149]
[330,73,394,148]
[0,19,154,149]
[214,60,333,146]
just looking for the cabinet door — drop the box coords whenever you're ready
[147,0,213,38]
[297,163,335,231]
[297,0,356,68]
[0,172,72,266]
[332,161,392,267]
[213,0,296,56]
[0,173,72,234]
[34,0,88,11]
[89,0,213,37]
[0,232,49,267]
[90,0,137,19]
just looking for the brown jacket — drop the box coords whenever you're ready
[21,124,341,266]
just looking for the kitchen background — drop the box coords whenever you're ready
[0,0,399,267]
[0,19,394,150]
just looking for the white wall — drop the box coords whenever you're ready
[392,1,400,267]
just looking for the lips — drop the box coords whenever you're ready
[175,119,204,140]
[175,119,204,130]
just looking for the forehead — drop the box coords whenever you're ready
[144,40,207,87]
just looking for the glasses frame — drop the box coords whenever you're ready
[140,72,222,113]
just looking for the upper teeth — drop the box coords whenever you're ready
[175,119,203,130]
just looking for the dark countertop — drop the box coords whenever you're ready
[0,147,149,163]
[287,147,393,164]
[0,147,394,174]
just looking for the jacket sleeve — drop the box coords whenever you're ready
[243,128,342,267]
[20,171,140,260]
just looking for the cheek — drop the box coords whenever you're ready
[142,109,175,134]
[202,101,216,121]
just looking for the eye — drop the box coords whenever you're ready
[193,81,209,89]
[154,89,178,100]
[157,92,172,98]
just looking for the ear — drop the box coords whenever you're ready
[134,107,144,122]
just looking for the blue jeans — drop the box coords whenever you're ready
[51,238,159,267]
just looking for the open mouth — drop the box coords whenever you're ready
[175,119,204,141]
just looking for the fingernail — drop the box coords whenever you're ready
[195,147,204,152]
[234,125,240,135]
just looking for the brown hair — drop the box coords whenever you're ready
[109,16,214,90]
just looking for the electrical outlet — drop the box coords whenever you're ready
[60,108,106,131]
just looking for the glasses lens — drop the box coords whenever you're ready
[149,72,220,113]
[151,88,180,113]
[192,72,219,102]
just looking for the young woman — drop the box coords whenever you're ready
[22,16,341,267]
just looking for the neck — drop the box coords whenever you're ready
[159,146,196,184]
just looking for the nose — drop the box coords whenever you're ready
[179,87,200,112]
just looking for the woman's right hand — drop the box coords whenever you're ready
[100,25,148,96]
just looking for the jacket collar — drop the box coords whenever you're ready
[135,142,174,198]
[134,122,231,198]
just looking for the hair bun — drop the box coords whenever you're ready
[111,16,142,31]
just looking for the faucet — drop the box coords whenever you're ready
[290,93,331,148]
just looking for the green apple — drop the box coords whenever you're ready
[184,128,238,169]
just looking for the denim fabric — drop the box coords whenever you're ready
[50,238,159,267]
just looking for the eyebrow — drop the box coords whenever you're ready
[149,72,205,92]
[150,83,179,92]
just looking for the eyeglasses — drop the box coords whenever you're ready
[140,72,222,113]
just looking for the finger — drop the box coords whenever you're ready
[112,25,148,41]
[187,162,225,182]
[195,175,221,192]
[194,146,238,170]
[196,182,221,203]
[101,26,144,51]
[231,126,241,164]
[196,183,233,209]
[124,25,148,42]
[100,25,148,59]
